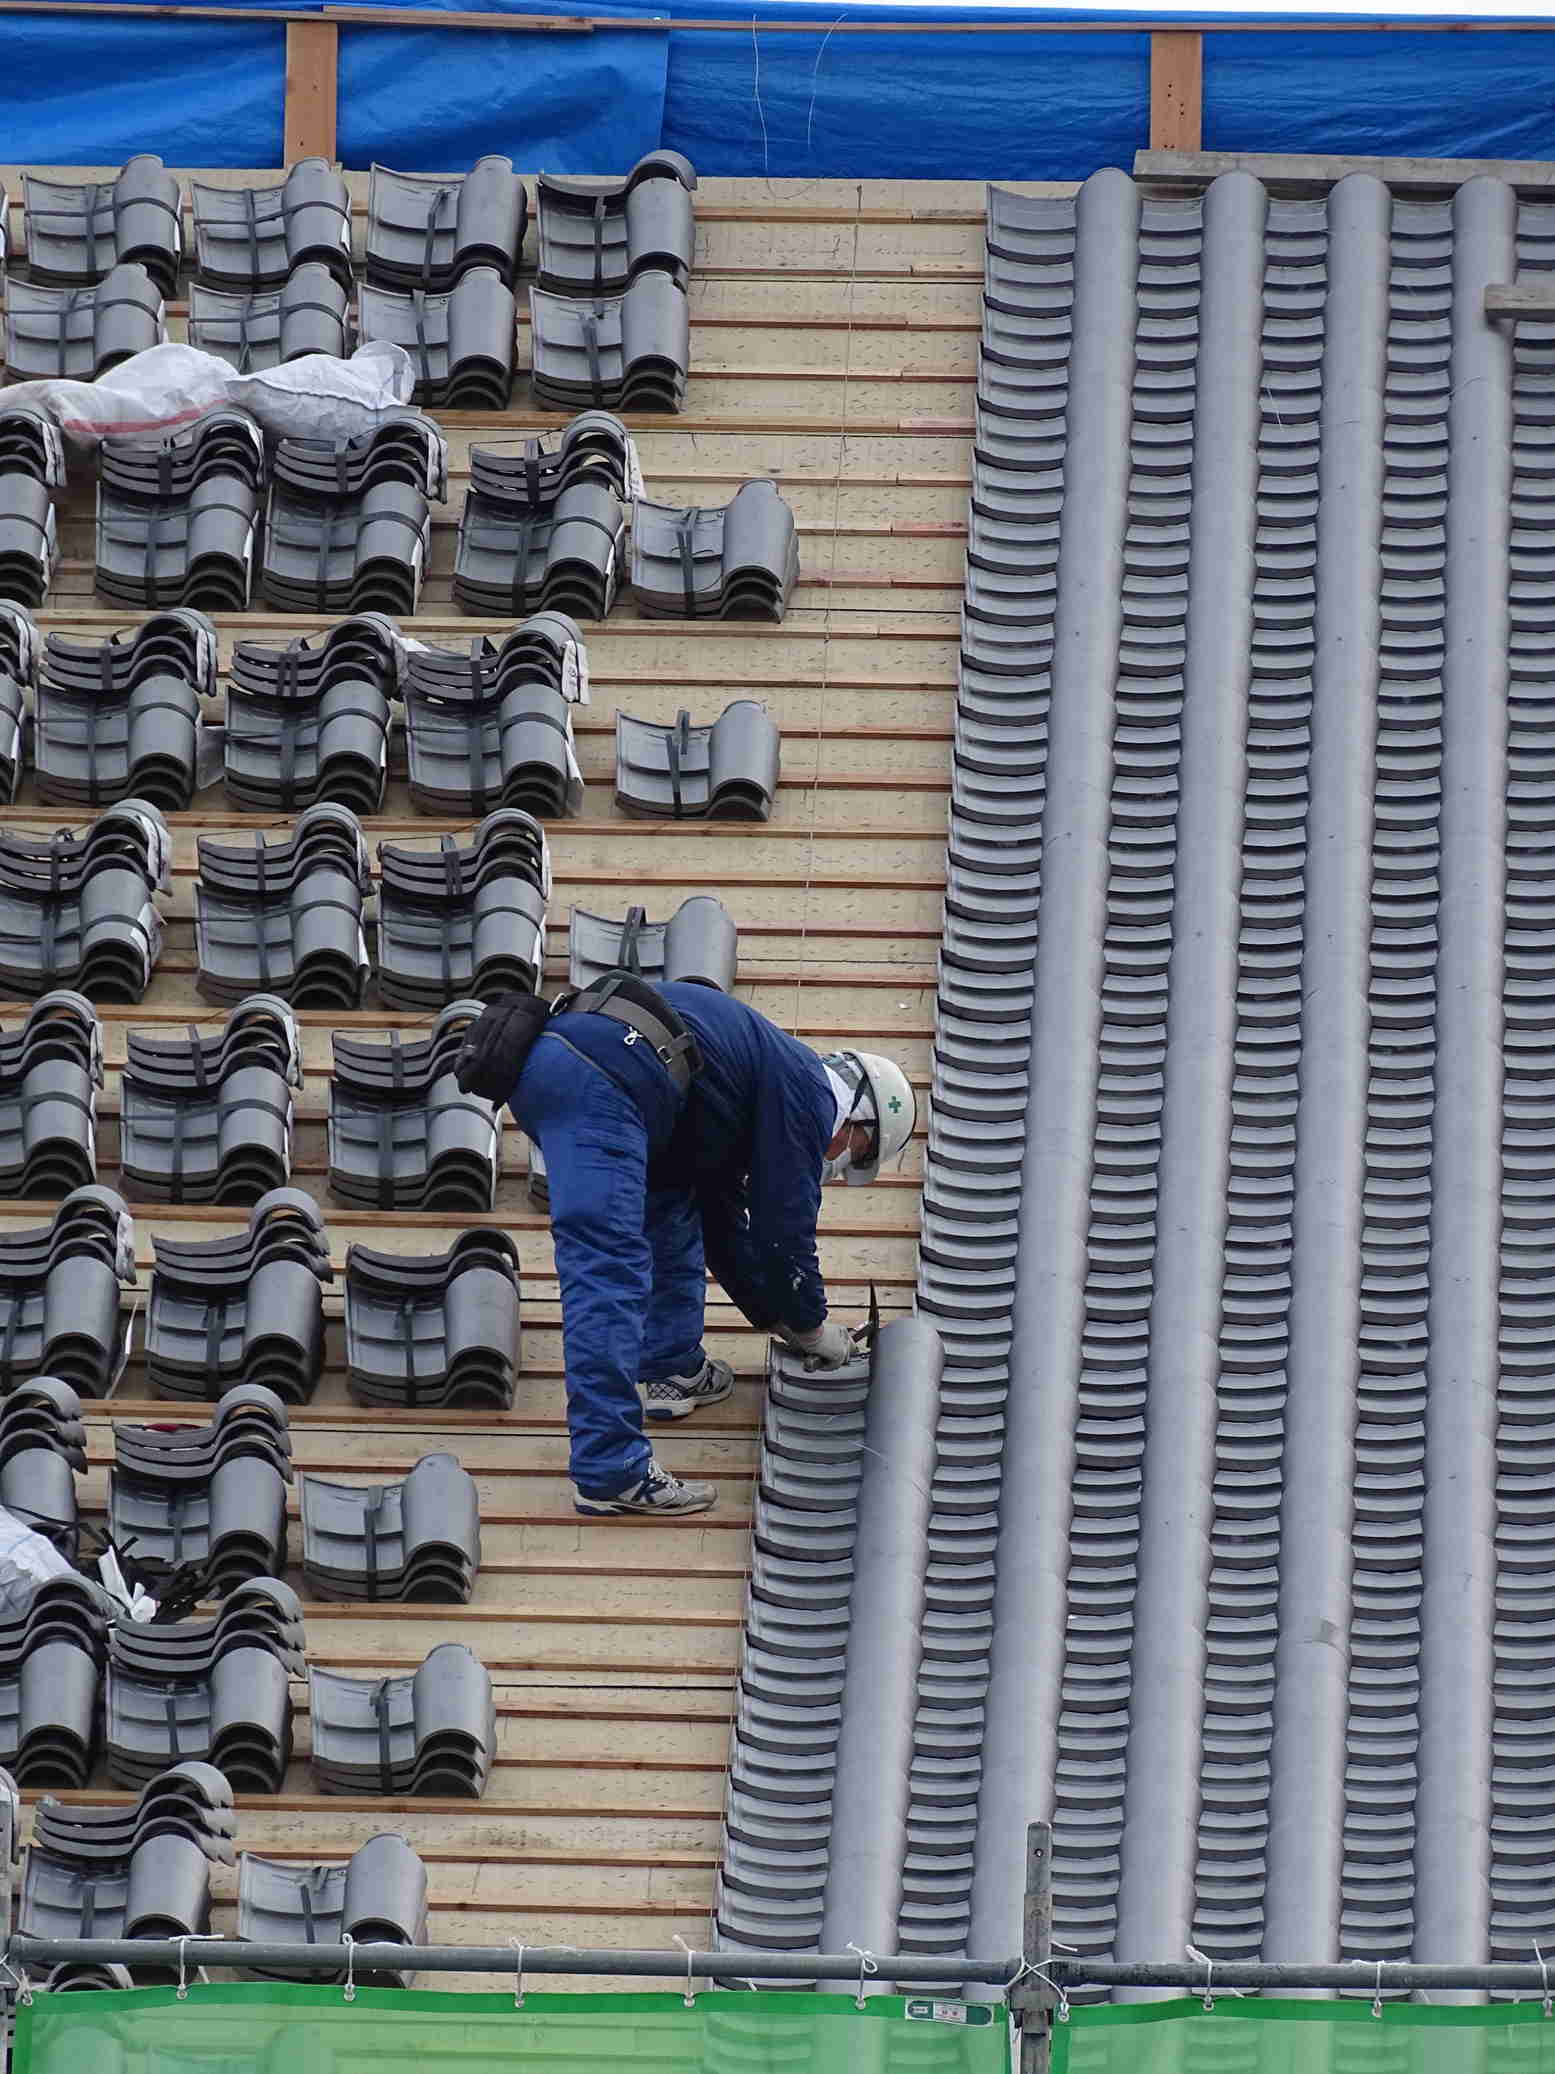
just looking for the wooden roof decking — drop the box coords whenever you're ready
[5,174,981,1985]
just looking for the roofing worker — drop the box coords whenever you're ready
[465,972,914,1518]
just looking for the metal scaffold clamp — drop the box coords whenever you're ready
[672,1935,698,2008]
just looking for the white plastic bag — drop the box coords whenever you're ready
[0,1503,74,1620]
[1,339,415,453]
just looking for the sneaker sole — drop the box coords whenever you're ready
[643,1372,736,1422]
[574,1492,717,1517]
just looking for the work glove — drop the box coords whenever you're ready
[778,1319,857,1370]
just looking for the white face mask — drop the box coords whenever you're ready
[820,1147,853,1186]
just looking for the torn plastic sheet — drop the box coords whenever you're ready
[3,340,415,455]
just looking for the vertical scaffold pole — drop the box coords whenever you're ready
[1012,1821,1055,2074]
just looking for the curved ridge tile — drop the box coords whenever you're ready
[1116,169,1263,1977]
[1492,197,1555,1972]
[1416,174,1517,1981]
[1263,172,1392,1966]
[968,164,1145,1970]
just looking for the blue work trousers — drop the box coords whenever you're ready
[512,1036,706,1495]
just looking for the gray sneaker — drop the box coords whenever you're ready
[574,1458,717,1517]
[643,1356,736,1422]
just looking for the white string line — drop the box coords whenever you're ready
[789,186,863,1042]
[750,18,771,182]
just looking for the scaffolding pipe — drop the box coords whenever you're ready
[7,1937,1555,1998]
[1,1938,1022,1985]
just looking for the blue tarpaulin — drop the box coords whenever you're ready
[0,4,1551,180]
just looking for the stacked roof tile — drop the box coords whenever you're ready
[190,162,353,292]
[403,617,585,817]
[0,1378,86,1559]
[615,701,780,820]
[103,1577,302,1791]
[360,271,518,409]
[454,475,626,619]
[0,992,102,1197]
[225,615,399,815]
[145,1188,331,1403]
[0,412,63,613]
[344,1229,521,1410]
[0,1572,106,1786]
[567,895,738,992]
[0,798,172,1002]
[95,411,263,613]
[189,265,352,374]
[5,264,164,382]
[329,1003,502,1212]
[108,1385,293,1592]
[0,603,34,791]
[467,412,633,509]
[119,996,301,1204]
[300,1451,480,1602]
[629,481,799,622]
[194,804,371,1010]
[262,481,430,616]
[308,1642,495,1795]
[238,1833,429,1985]
[535,152,696,296]
[19,1761,235,1962]
[0,1185,135,1398]
[261,422,437,618]
[23,158,182,295]
[376,811,549,1011]
[365,158,527,291]
[530,272,690,412]
[36,609,216,811]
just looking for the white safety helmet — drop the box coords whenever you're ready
[820,1050,916,1186]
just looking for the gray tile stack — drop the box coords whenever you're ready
[329,1002,501,1213]
[109,1383,293,1592]
[567,895,737,992]
[0,991,102,1197]
[308,1641,495,1796]
[237,1833,429,1986]
[119,995,301,1205]
[344,1229,521,1411]
[614,701,780,821]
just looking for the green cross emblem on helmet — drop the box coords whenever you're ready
[887,1095,903,1113]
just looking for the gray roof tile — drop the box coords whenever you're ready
[723,158,1555,1989]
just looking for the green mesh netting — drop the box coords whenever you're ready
[1051,1998,1555,2074]
[11,1983,1010,2074]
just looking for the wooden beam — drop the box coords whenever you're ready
[283,17,337,164]
[1149,31,1203,154]
[1486,278,1555,318]
[6,2,1555,29]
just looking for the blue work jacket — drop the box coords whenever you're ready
[653,982,835,1333]
[543,981,834,1332]
[539,974,841,1327]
